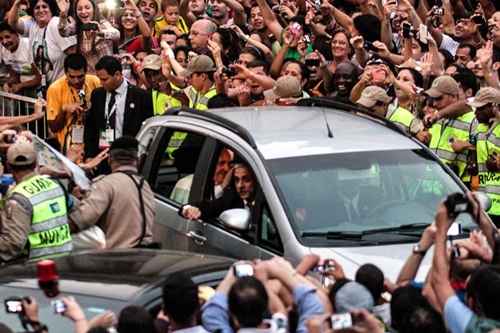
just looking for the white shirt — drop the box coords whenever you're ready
[173,326,209,333]
[105,79,128,138]
[28,17,76,84]
[0,37,35,83]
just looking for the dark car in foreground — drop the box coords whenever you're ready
[0,249,234,333]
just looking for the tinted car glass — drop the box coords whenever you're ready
[0,287,125,333]
[268,149,474,244]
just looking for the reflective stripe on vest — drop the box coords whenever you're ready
[386,107,414,134]
[184,86,217,111]
[11,175,72,260]
[476,122,500,216]
[429,112,475,178]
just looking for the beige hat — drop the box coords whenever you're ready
[142,54,162,71]
[356,86,392,108]
[467,87,500,108]
[425,75,460,98]
[184,55,216,75]
[264,76,302,101]
[7,141,37,166]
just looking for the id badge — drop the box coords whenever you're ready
[71,125,84,144]
[98,129,112,149]
[104,128,114,143]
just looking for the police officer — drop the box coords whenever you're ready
[468,88,500,226]
[69,136,156,248]
[426,76,476,183]
[356,86,429,142]
[0,141,72,263]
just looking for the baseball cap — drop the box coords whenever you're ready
[334,281,375,313]
[142,54,162,71]
[184,55,216,76]
[356,85,392,108]
[7,141,37,166]
[264,75,302,102]
[425,75,460,98]
[467,87,500,108]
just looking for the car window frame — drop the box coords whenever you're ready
[145,126,216,207]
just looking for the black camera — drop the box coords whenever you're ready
[81,22,98,31]
[364,41,379,52]
[402,22,413,39]
[471,14,485,25]
[222,67,236,77]
[444,192,470,218]
[305,58,320,67]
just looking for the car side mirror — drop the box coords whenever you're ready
[219,209,251,231]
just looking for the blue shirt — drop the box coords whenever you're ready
[201,284,325,333]
[444,295,474,333]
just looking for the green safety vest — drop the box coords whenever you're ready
[11,175,72,260]
[152,90,182,116]
[386,106,416,135]
[429,111,476,180]
[476,122,500,216]
[184,86,217,111]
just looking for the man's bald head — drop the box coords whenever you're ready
[190,19,217,49]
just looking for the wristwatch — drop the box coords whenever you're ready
[412,244,427,256]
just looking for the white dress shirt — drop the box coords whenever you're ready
[105,79,128,138]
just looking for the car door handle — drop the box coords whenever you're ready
[186,231,207,246]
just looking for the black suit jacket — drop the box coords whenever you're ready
[84,84,153,158]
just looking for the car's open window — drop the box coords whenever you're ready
[257,202,283,254]
[150,129,207,205]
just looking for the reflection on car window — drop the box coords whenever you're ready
[268,149,473,239]
[259,204,283,252]
[154,130,206,203]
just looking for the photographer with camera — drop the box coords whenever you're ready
[46,54,100,159]
[427,193,500,333]
[202,257,324,333]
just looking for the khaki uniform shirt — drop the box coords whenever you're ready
[0,173,35,262]
[69,166,155,248]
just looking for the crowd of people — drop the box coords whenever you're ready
[0,0,500,331]
[2,193,500,333]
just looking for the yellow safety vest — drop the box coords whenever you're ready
[429,112,476,180]
[476,122,500,216]
[184,86,218,111]
[386,106,417,135]
[152,90,182,116]
[11,175,72,260]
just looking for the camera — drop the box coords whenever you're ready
[402,22,413,39]
[51,300,66,314]
[80,22,98,31]
[222,67,236,77]
[330,313,353,330]
[471,14,484,25]
[4,297,24,314]
[233,263,254,278]
[314,259,335,274]
[443,192,491,219]
[364,41,379,52]
[305,58,320,67]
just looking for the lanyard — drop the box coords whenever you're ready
[105,92,117,129]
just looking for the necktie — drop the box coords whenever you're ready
[107,91,116,129]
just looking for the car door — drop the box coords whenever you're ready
[142,126,218,253]
[184,142,279,260]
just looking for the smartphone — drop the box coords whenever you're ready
[4,298,23,314]
[305,58,320,67]
[81,22,98,31]
[51,300,67,314]
[233,263,254,278]
[402,22,412,39]
[330,313,353,330]
[364,41,378,52]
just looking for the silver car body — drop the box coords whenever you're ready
[137,106,469,281]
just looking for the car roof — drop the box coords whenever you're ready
[0,249,235,301]
[208,107,420,159]
[144,105,421,160]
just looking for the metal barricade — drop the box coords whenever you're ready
[0,91,48,139]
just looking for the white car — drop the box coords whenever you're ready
[136,101,475,281]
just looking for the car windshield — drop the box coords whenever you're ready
[267,149,474,245]
[0,286,125,333]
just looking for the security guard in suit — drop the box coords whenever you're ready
[0,141,72,263]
